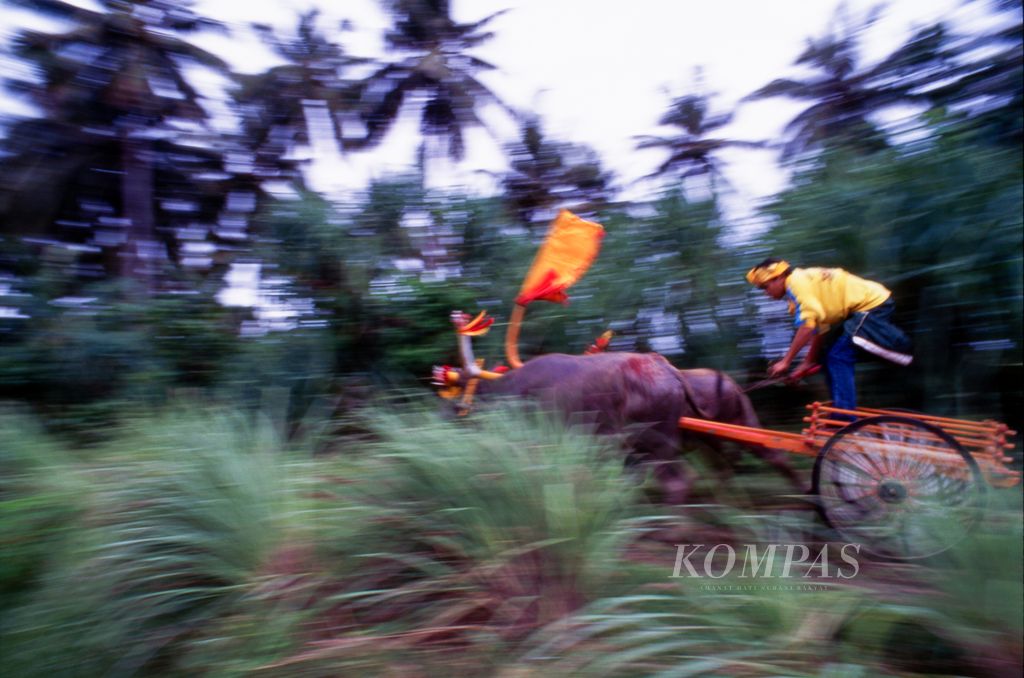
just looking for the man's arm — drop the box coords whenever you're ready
[768,325,817,377]
[790,332,825,379]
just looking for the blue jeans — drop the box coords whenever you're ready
[824,298,911,412]
[825,331,857,411]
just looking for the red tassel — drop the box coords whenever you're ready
[515,269,570,306]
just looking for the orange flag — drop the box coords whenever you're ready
[515,210,605,306]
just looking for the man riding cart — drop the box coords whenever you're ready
[746,258,913,411]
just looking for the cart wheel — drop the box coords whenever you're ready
[812,415,984,560]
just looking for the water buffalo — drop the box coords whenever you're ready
[455,351,803,503]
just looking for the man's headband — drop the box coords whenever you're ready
[745,260,790,286]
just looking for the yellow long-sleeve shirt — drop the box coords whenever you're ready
[785,267,891,332]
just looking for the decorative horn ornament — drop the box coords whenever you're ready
[450,310,505,381]
[452,310,488,377]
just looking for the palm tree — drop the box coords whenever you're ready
[236,11,370,186]
[500,114,615,227]
[359,0,513,164]
[635,80,762,193]
[743,4,954,161]
[921,0,1022,147]
[2,0,233,289]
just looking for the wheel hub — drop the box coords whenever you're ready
[878,479,908,504]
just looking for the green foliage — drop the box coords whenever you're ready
[918,495,1023,669]
[510,587,867,676]
[502,500,1024,677]
[0,279,246,431]
[365,277,482,379]
[1,407,304,677]
[834,496,1024,676]
[0,410,84,611]
[315,405,645,620]
[1,403,1021,676]
[363,404,639,567]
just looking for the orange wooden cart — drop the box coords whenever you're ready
[680,402,1019,559]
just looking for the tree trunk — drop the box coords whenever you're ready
[120,129,156,292]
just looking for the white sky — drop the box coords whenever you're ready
[2,0,1001,215]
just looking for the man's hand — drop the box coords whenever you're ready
[767,358,791,378]
[787,361,821,383]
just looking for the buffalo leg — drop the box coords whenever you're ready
[652,458,693,504]
[693,437,740,486]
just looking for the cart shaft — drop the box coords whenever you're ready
[679,417,819,457]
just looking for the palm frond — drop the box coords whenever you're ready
[744,77,830,102]
[6,0,102,23]
[461,8,511,36]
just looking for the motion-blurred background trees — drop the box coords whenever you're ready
[0,0,1020,434]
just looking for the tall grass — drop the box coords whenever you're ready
[258,404,653,673]
[838,494,1024,676]
[499,497,1024,677]
[1,402,1020,676]
[0,408,85,613]
[1,408,308,676]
